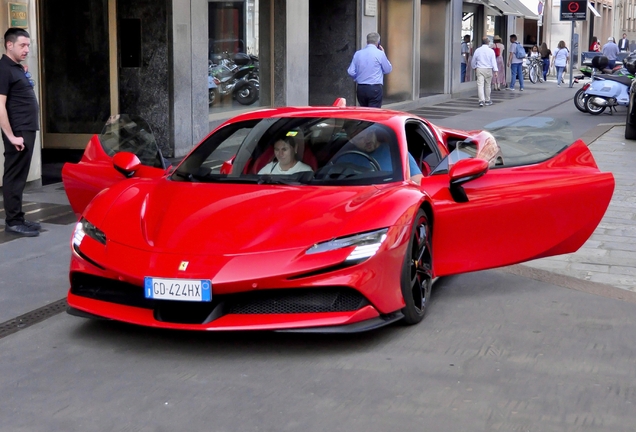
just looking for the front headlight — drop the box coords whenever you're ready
[73,218,107,247]
[306,228,389,262]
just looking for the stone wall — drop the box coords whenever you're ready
[117,0,171,156]
[308,0,356,106]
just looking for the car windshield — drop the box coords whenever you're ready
[173,117,403,185]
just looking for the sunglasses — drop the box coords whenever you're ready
[24,71,35,87]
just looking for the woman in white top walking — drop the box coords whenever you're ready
[551,40,569,87]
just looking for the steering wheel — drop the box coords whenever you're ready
[331,150,381,171]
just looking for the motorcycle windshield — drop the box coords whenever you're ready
[98,114,167,169]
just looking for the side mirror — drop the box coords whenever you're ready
[113,152,142,178]
[220,156,235,175]
[448,158,489,203]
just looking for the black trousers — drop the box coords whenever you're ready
[356,84,383,108]
[3,130,36,225]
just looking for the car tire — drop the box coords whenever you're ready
[400,209,433,325]
[584,96,606,115]
[626,115,636,140]
[573,88,588,113]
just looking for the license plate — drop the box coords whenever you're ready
[144,277,212,302]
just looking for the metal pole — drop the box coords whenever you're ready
[569,21,575,88]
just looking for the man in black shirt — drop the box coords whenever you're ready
[0,28,40,237]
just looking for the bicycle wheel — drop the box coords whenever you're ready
[529,64,539,83]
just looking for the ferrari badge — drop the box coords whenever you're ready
[178,261,189,271]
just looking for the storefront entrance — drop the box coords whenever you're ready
[39,0,118,149]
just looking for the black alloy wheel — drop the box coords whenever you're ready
[400,209,433,325]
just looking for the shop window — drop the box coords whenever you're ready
[208,0,261,114]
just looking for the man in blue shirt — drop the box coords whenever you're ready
[347,32,392,108]
[602,37,620,69]
[339,128,423,184]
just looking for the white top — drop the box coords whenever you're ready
[553,48,569,67]
[471,44,498,71]
[258,160,313,175]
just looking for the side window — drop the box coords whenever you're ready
[405,121,442,176]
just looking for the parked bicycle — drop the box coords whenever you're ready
[523,56,543,84]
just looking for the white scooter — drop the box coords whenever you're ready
[584,56,633,115]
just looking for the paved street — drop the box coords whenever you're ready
[1,77,635,431]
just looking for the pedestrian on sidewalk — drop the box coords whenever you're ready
[471,37,498,107]
[590,36,600,52]
[507,34,524,91]
[551,41,569,87]
[540,42,552,81]
[619,33,629,52]
[492,35,506,90]
[602,37,619,69]
[347,32,392,108]
[461,35,470,82]
[0,28,41,237]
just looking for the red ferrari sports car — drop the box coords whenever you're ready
[62,107,614,332]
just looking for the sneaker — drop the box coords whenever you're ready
[520,88,524,91]
[506,87,515,91]
[557,84,561,87]
[5,223,39,237]
[479,101,484,107]
[23,220,41,231]
[485,100,493,106]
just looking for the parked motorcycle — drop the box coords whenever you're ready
[583,56,633,115]
[208,52,259,106]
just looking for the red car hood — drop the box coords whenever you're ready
[97,179,405,254]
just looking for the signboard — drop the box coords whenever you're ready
[364,0,377,16]
[560,0,587,21]
[8,3,28,28]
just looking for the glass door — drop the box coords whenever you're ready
[39,0,118,149]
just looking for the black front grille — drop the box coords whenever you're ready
[226,289,366,314]
[70,272,368,324]
[71,273,152,309]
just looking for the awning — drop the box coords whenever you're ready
[487,0,524,16]
[588,2,601,17]
[506,0,540,19]
[482,0,538,19]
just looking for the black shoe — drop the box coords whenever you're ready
[5,223,39,237]
[23,220,41,231]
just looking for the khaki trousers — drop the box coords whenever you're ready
[475,68,493,102]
